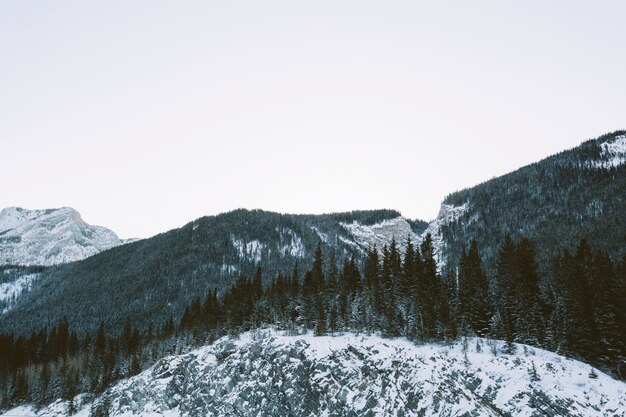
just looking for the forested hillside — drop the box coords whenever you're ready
[436,130,626,272]
[1,234,624,411]
[0,209,425,336]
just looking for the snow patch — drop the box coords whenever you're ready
[276,228,305,258]
[310,226,329,243]
[0,273,39,314]
[220,264,239,275]
[231,237,264,263]
[587,134,626,168]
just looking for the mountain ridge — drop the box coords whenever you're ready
[0,209,427,335]
[429,130,626,270]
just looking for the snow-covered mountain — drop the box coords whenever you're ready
[4,330,624,417]
[0,207,128,266]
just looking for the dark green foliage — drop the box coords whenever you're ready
[0,209,413,337]
[458,240,492,336]
[441,131,626,274]
[1,233,625,411]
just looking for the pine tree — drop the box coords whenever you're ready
[494,235,517,347]
[515,238,543,344]
[418,234,440,340]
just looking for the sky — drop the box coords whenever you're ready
[1,1,624,238]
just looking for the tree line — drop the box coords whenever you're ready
[1,234,624,413]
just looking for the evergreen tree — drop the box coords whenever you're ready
[418,234,440,340]
[494,235,517,350]
[515,238,543,344]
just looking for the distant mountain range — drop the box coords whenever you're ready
[1,130,624,336]
[0,209,427,334]
[1,130,625,417]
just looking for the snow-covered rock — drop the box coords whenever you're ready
[0,207,128,266]
[231,237,265,263]
[586,134,626,169]
[341,217,419,253]
[276,227,306,258]
[422,203,470,268]
[8,330,625,417]
[0,271,40,314]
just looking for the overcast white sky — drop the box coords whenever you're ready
[1,1,624,238]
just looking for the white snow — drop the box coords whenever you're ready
[588,134,626,168]
[0,272,39,314]
[341,217,419,253]
[310,226,329,243]
[231,237,264,263]
[0,207,127,266]
[220,263,239,275]
[275,227,305,258]
[14,330,624,416]
[0,395,91,417]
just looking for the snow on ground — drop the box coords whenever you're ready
[8,330,624,416]
[0,396,91,417]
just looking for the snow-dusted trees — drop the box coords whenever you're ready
[1,234,624,411]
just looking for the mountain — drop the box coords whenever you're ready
[3,330,624,417]
[0,209,427,335]
[1,131,625,416]
[0,207,128,266]
[425,130,626,271]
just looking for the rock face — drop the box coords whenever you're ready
[13,331,625,417]
[0,207,126,266]
[421,203,470,268]
[341,217,420,253]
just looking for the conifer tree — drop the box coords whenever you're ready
[494,235,517,348]
[418,234,439,340]
[458,240,492,336]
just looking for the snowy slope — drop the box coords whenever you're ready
[8,330,625,417]
[341,216,420,253]
[0,207,127,266]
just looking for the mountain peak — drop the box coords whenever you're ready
[0,206,126,266]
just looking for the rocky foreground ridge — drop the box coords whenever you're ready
[3,330,624,417]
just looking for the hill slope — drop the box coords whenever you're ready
[0,209,426,335]
[426,130,626,271]
[4,330,624,417]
